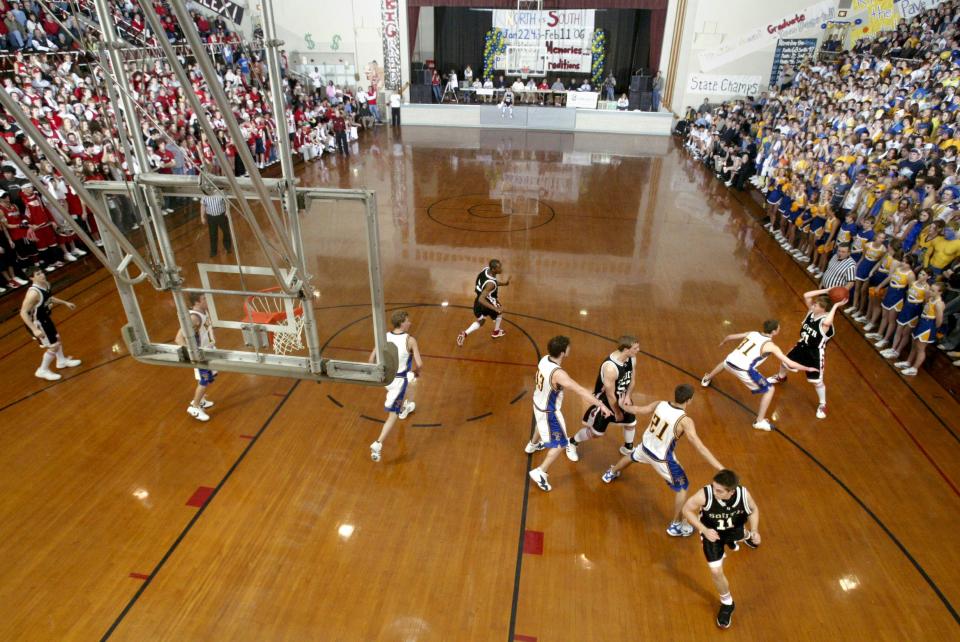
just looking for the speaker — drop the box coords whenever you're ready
[410,84,432,103]
[419,69,433,85]
[630,75,650,92]
[639,91,652,111]
[628,89,641,111]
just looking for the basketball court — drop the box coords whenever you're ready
[1,126,959,640]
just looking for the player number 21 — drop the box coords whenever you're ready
[648,415,669,440]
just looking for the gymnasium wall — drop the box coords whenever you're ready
[668,0,832,113]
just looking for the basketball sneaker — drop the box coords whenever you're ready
[398,401,416,419]
[700,375,712,388]
[187,404,210,422]
[524,441,544,454]
[765,374,786,384]
[73,248,87,256]
[806,264,817,273]
[490,329,506,339]
[200,398,215,409]
[873,338,888,349]
[565,442,579,462]
[666,521,694,537]
[865,332,881,340]
[900,367,918,376]
[716,602,735,629]
[601,468,620,484]
[528,468,551,492]
[743,532,760,549]
[370,440,382,462]
[752,419,773,431]
[456,331,466,346]
[816,404,827,419]
[894,360,910,369]
[34,368,62,381]
[844,304,857,314]
[863,324,876,333]
[881,349,899,359]
[56,357,81,368]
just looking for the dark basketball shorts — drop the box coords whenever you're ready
[582,400,636,434]
[473,298,499,320]
[786,345,823,382]
[701,527,746,567]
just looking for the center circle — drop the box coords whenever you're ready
[427,193,556,232]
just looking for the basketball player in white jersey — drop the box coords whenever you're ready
[565,335,640,462]
[457,259,511,346]
[500,88,515,118]
[19,266,81,381]
[699,320,815,430]
[602,384,724,537]
[174,293,217,421]
[766,289,841,419]
[525,335,612,492]
[682,469,761,629]
[369,310,423,462]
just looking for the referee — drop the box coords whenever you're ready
[820,243,856,290]
[200,193,231,258]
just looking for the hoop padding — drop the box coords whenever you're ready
[242,287,305,355]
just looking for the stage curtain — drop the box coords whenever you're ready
[408,6,420,59]
[434,8,492,80]
[594,9,648,94]
[409,0,667,8]
[648,7,665,73]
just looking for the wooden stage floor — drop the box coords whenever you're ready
[1,130,959,641]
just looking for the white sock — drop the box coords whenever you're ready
[573,427,593,443]
[41,351,55,371]
[55,345,65,361]
[465,321,482,336]
[815,382,826,405]
[720,592,733,605]
[623,427,636,446]
[494,316,503,331]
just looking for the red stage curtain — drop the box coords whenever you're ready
[407,0,667,8]
[648,7,665,73]
[408,6,420,58]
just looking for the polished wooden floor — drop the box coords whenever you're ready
[2,128,959,641]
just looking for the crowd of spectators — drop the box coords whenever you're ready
[680,0,960,372]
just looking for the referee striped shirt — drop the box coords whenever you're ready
[201,195,227,216]
[820,255,857,288]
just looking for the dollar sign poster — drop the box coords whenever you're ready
[380,0,401,90]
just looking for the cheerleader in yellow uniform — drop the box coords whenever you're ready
[896,282,945,376]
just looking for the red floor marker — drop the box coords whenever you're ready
[239,434,255,440]
[523,530,544,555]
[514,635,537,642]
[129,572,150,580]
[186,486,215,508]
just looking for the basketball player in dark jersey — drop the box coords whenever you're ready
[683,469,761,630]
[767,288,841,419]
[565,335,640,462]
[19,266,81,381]
[457,259,511,346]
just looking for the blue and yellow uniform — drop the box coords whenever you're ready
[912,297,940,343]
[869,252,894,289]
[851,227,875,262]
[817,216,839,252]
[836,220,858,246]
[766,178,786,205]
[807,205,826,236]
[881,267,911,311]
[856,241,886,281]
[896,280,927,327]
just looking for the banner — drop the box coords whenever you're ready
[380,0,401,90]
[895,0,947,20]
[687,73,762,97]
[193,0,244,24]
[698,1,835,72]
[492,10,595,74]
[769,38,818,87]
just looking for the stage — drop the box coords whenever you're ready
[400,103,674,136]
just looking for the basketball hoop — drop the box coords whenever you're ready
[242,287,305,355]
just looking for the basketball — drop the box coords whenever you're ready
[828,287,849,304]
